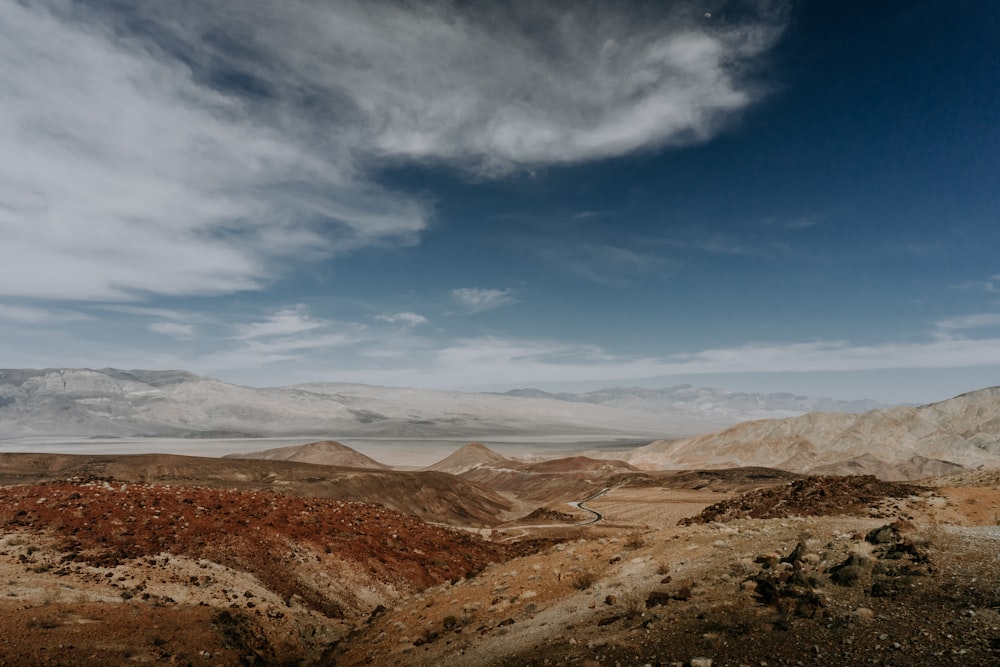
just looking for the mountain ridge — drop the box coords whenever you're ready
[622,386,1000,480]
[0,367,884,440]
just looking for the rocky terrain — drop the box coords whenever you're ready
[0,448,997,665]
[0,452,515,526]
[622,386,1000,480]
[0,480,542,665]
[2,381,999,664]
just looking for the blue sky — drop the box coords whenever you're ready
[1,0,998,403]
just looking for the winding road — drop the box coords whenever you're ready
[491,483,625,542]
[567,484,617,525]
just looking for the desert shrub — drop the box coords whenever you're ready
[866,525,898,545]
[788,570,821,588]
[572,570,597,590]
[26,616,61,629]
[828,554,869,587]
[830,564,862,586]
[869,578,904,598]
[624,532,646,550]
[728,558,755,578]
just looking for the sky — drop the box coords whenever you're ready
[0,0,998,404]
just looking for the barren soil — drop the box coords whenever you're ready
[0,462,997,666]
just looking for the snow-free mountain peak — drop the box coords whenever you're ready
[423,443,516,475]
[623,385,1000,480]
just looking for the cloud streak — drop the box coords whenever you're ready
[1,1,786,301]
[233,306,326,340]
[450,288,518,314]
[376,312,429,327]
[936,313,1000,331]
[149,322,196,340]
[0,304,89,325]
[328,334,1000,389]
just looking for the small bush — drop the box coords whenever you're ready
[572,571,597,590]
[828,554,869,587]
[624,532,646,550]
[830,564,862,586]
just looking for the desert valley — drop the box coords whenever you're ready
[0,369,997,665]
[6,1,997,665]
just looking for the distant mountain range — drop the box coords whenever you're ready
[500,385,883,421]
[233,385,1000,482]
[620,386,1000,480]
[0,367,884,440]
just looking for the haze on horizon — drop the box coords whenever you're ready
[1,1,998,405]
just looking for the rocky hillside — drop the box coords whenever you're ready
[0,452,514,526]
[0,480,538,665]
[624,386,1000,480]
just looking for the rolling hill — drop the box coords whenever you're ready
[223,440,390,469]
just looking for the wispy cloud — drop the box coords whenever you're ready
[311,328,1000,389]
[149,322,196,340]
[0,304,88,324]
[202,306,366,371]
[99,306,194,321]
[375,312,428,327]
[956,273,1000,294]
[1,1,786,302]
[233,306,326,340]
[936,313,1000,332]
[450,288,518,314]
[659,231,775,258]
[783,218,820,230]
[538,243,668,286]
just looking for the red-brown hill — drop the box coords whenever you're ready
[223,439,390,469]
[0,452,512,526]
[0,481,513,617]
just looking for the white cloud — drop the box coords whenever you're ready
[0,2,425,301]
[450,288,518,314]
[0,1,785,301]
[101,307,180,320]
[937,313,1000,331]
[376,312,428,327]
[233,306,326,340]
[0,304,88,324]
[149,322,196,340]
